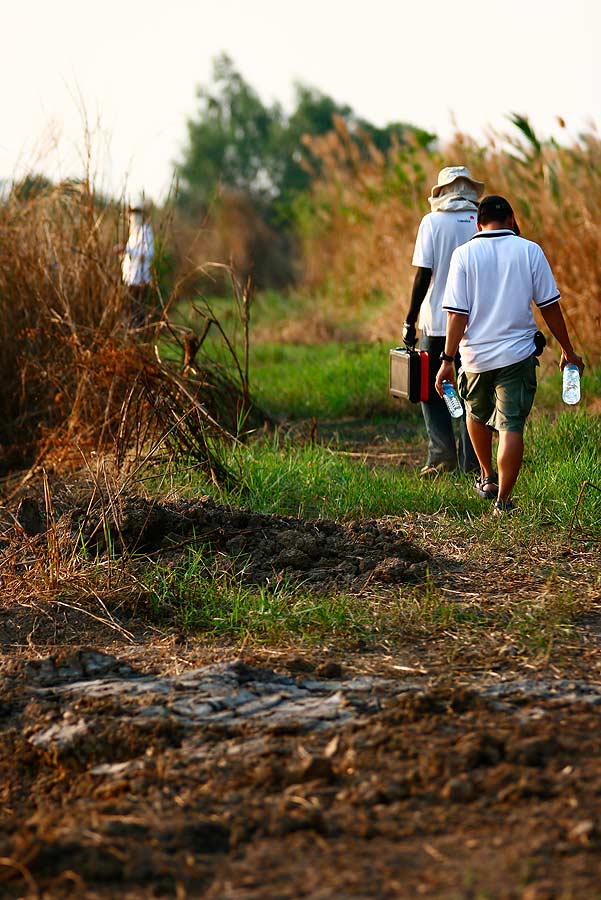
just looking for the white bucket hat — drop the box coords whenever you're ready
[429,166,485,200]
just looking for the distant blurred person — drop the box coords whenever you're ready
[403,166,484,477]
[118,203,155,328]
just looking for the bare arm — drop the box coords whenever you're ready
[402,267,432,346]
[540,303,584,374]
[435,312,468,396]
[407,267,432,323]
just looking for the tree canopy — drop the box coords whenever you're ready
[175,54,435,222]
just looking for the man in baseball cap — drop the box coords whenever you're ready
[436,194,583,514]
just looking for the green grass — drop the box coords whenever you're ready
[387,581,583,654]
[141,550,583,652]
[142,311,600,647]
[523,408,601,527]
[165,439,468,520]
[147,316,601,540]
[148,406,598,647]
[160,404,601,536]
[140,407,600,648]
[170,291,412,421]
[143,551,374,641]
[252,343,601,423]
[137,529,587,653]
[183,332,406,421]
[250,341,405,419]
[171,288,601,421]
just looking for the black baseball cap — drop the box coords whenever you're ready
[477,195,514,222]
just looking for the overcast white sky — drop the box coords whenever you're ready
[3,0,600,202]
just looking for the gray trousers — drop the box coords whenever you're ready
[419,334,479,472]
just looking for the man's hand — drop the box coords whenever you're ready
[402,322,417,348]
[435,360,455,398]
[540,303,584,377]
[560,349,585,376]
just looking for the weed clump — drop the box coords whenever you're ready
[0,180,252,480]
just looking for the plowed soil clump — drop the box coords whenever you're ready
[7,491,427,589]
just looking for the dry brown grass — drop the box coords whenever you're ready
[0,180,122,449]
[299,117,601,358]
[170,187,293,294]
[0,179,249,482]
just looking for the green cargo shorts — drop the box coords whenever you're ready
[457,355,539,434]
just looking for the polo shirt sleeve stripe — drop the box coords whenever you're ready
[535,293,560,309]
[442,305,469,314]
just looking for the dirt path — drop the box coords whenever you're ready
[3,637,601,899]
[1,478,601,898]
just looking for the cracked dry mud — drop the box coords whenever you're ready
[3,642,601,900]
[1,492,601,898]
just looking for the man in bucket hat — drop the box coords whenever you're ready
[403,166,484,477]
[435,195,584,514]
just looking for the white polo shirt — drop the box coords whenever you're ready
[442,229,560,372]
[412,210,479,336]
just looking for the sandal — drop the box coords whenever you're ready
[474,473,499,500]
[492,498,516,516]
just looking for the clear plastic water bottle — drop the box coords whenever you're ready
[562,364,581,405]
[442,380,463,418]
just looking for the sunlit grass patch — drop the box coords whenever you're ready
[139,544,587,655]
[250,341,405,420]
[159,400,601,541]
[143,551,373,641]
[381,565,587,657]
[164,438,483,522]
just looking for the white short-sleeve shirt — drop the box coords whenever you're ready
[412,210,479,336]
[442,229,560,372]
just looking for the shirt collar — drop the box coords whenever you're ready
[471,229,517,240]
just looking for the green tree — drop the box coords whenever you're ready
[274,85,354,206]
[175,55,436,286]
[176,54,283,212]
[176,54,434,220]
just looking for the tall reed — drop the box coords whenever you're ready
[0,179,125,453]
[298,117,601,359]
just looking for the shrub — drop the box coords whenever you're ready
[0,179,247,480]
